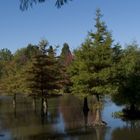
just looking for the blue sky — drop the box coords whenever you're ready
[0,0,140,53]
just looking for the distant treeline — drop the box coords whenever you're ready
[0,41,73,97]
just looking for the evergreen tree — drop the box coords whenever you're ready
[60,43,73,66]
[47,45,61,93]
[69,9,113,100]
[59,43,73,93]
[26,40,60,113]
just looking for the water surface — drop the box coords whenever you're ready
[0,95,140,140]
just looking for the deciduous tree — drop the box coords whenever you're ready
[112,43,140,114]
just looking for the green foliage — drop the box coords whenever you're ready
[0,41,63,97]
[26,40,60,97]
[0,61,27,94]
[0,48,13,78]
[0,48,12,61]
[113,111,124,118]
[0,45,39,95]
[14,44,38,65]
[112,43,140,108]
[69,9,113,98]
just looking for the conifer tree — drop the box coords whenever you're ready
[26,40,60,113]
[69,9,113,100]
[60,43,73,65]
[59,43,73,93]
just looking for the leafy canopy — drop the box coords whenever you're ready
[112,43,140,108]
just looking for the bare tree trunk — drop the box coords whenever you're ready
[41,97,48,116]
[43,97,48,114]
[13,93,16,109]
[93,94,107,126]
[13,93,17,117]
[94,108,102,125]
[32,96,37,112]
[95,94,100,102]
[41,96,48,124]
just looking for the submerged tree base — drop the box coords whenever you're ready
[93,120,107,126]
[113,108,140,120]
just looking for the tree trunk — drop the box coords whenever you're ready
[83,97,89,126]
[93,95,107,126]
[41,97,48,116]
[32,96,37,112]
[43,97,48,114]
[130,104,136,112]
[13,93,17,117]
[96,94,100,102]
[93,108,107,126]
[13,93,16,109]
[94,108,102,125]
[83,97,89,112]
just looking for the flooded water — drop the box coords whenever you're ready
[0,95,140,140]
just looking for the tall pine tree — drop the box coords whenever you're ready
[69,9,113,100]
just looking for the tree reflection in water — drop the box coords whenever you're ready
[59,95,83,131]
[59,95,107,140]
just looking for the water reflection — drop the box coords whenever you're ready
[0,95,139,139]
[59,95,107,140]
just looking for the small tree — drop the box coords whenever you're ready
[60,43,73,66]
[59,43,73,93]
